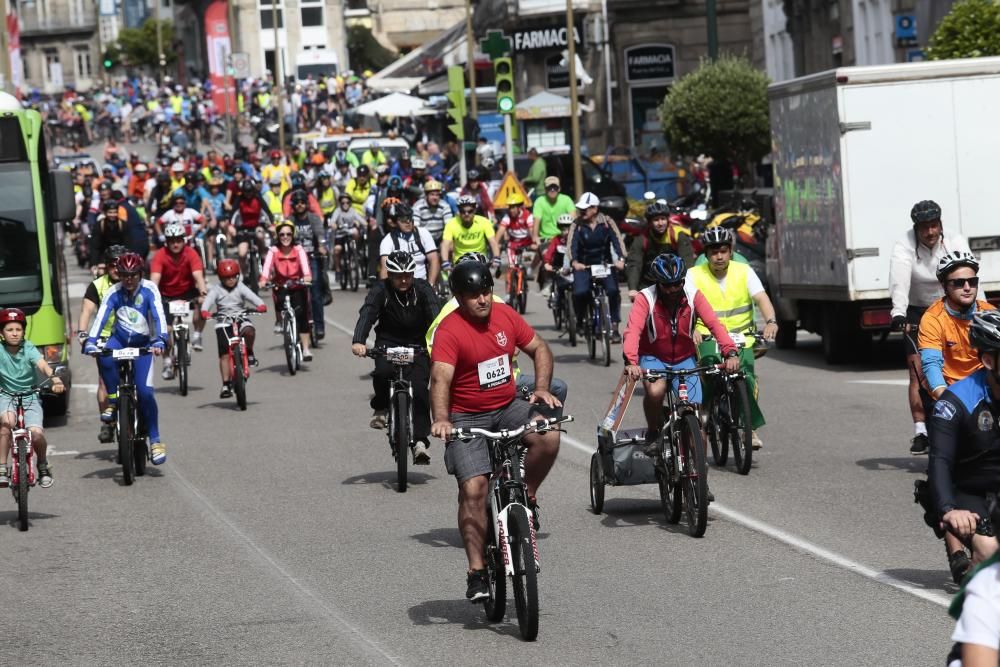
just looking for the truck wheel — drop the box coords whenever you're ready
[774,320,797,350]
[822,310,851,364]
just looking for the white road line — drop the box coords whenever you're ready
[847,380,910,386]
[167,466,404,665]
[324,317,356,338]
[48,447,81,456]
[560,432,950,609]
[74,383,100,393]
[323,312,952,609]
[68,282,88,299]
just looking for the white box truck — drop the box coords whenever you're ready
[767,57,1000,363]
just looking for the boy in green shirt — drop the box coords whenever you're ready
[531,176,576,290]
[0,308,65,488]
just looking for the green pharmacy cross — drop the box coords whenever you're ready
[480,30,513,61]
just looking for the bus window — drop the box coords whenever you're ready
[0,118,28,162]
[0,163,43,311]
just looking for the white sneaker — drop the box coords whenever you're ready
[192,333,203,351]
[161,363,175,380]
[752,431,763,450]
[413,440,431,465]
[541,285,552,299]
[273,324,282,335]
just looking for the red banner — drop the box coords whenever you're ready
[7,8,23,94]
[204,0,236,115]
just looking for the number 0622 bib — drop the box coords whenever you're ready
[478,354,512,390]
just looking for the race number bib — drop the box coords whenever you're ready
[112,347,140,360]
[729,332,746,346]
[478,354,512,390]
[169,300,190,316]
[591,264,610,278]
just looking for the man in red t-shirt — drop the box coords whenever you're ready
[150,223,208,378]
[430,259,561,602]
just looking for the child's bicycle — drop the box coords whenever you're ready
[1,376,59,531]
[211,311,261,411]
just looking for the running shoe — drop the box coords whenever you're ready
[465,569,489,603]
[37,461,53,488]
[150,442,167,465]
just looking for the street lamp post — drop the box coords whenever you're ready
[156,1,165,83]
[566,0,583,199]
[271,0,285,153]
[464,0,477,120]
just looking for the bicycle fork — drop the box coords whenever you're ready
[10,429,35,488]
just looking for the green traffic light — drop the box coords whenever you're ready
[103,59,113,69]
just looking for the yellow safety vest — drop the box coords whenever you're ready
[317,187,337,216]
[93,274,117,338]
[263,190,283,217]
[345,178,371,214]
[689,261,754,335]
[169,95,183,115]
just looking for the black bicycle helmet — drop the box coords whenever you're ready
[910,200,942,225]
[649,253,686,285]
[385,250,417,274]
[969,310,1000,352]
[290,190,309,206]
[466,167,482,182]
[645,201,670,220]
[290,172,306,190]
[450,260,493,295]
[383,200,412,221]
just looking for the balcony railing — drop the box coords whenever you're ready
[18,14,97,36]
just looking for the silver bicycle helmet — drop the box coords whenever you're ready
[456,251,488,266]
[936,251,979,280]
[557,213,576,227]
[969,310,1000,352]
[163,223,186,239]
[701,226,733,248]
[457,195,477,209]
[385,250,417,274]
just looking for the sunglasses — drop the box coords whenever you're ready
[546,186,560,191]
[167,237,185,242]
[946,277,979,289]
[278,232,293,238]
[119,271,141,278]
[459,207,475,214]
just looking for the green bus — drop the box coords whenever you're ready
[0,92,76,415]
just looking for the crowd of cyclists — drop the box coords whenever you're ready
[2,119,998,657]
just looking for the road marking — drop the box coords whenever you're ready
[324,317,356,338]
[560,433,950,609]
[48,447,80,456]
[323,311,952,609]
[69,281,88,299]
[847,380,910,386]
[74,383,100,393]
[167,466,404,665]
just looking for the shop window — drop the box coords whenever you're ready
[525,119,567,148]
[75,48,93,79]
[260,9,284,28]
[301,6,323,26]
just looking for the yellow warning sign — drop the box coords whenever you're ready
[492,171,532,209]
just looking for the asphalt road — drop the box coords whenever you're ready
[1,244,961,665]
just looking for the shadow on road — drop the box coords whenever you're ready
[881,567,959,596]
[81,466,164,484]
[595,498,714,535]
[341,470,436,486]
[768,336,908,374]
[410,526,463,549]
[856,457,926,473]
[407,599,522,637]
[196,400,261,411]
[0,510,60,527]
[159,385,205,395]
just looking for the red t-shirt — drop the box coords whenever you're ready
[150,246,204,297]
[431,302,535,413]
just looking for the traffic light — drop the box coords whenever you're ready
[446,65,466,141]
[102,49,116,70]
[494,57,515,114]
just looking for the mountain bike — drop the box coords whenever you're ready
[366,345,427,492]
[211,311,261,411]
[436,266,452,303]
[701,331,765,475]
[643,367,718,537]
[335,231,361,292]
[548,270,575,346]
[165,299,194,396]
[268,280,311,375]
[582,264,612,366]
[1,376,58,531]
[97,347,153,486]
[450,415,574,641]
[505,248,534,315]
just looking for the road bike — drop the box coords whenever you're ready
[582,264,613,367]
[505,248,535,315]
[97,346,153,486]
[547,270,576,346]
[211,311,261,411]
[268,280,312,375]
[165,299,194,396]
[1,376,58,531]
[366,345,427,492]
[701,331,765,475]
[335,231,361,292]
[644,367,718,538]
[450,415,573,641]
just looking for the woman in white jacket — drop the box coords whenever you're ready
[889,200,971,455]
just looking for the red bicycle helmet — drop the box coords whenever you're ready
[217,259,240,278]
[115,252,145,275]
[0,307,27,326]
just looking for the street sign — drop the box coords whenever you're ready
[230,52,251,79]
[480,30,513,60]
[492,171,531,209]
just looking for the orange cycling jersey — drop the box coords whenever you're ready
[918,299,996,390]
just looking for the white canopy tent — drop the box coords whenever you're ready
[353,92,436,117]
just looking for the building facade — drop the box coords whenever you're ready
[18,0,101,93]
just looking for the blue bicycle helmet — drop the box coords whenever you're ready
[650,252,686,286]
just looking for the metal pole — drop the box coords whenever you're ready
[464,0,477,119]
[156,0,164,83]
[503,113,514,174]
[459,147,467,193]
[707,0,718,60]
[223,53,233,141]
[271,0,285,152]
[0,0,12,93]
[601,0,612,126]
[227,0,240,52]
[566,0,583,198]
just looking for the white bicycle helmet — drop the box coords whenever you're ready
[163,223,186,239]
[936,251,979,279]
[457,195,477,209]
[557,213,575,227]
[411,157,427,170]
[701,226,733,248]
[385,250,417,274]
[456,251,488,265]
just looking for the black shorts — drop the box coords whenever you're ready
[214,321,254,356]
[953,489,997,537]
[904,305,927,357]
[161,290,199,322]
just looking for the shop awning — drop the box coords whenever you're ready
[365,77,425,94]
[353,92,437,117]
[515,91,573,120]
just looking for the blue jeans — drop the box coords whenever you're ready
[639,355,702,404]
[572,270,621,324]
[97,336,161,442]
[310,254,325,333]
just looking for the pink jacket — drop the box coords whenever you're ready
[261,245,311,284]
[623,284,736,365]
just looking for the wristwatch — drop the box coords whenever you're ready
[725,349,739,359]
[765,319,777,325]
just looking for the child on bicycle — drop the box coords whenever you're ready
[0,308,66,488]
[260,221,314,361]
[201,259,267,398]
[542,213,575,303]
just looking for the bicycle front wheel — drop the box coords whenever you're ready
[565,297,577,347]
[282,313,297,376]
[176,329,189,397]
[599,295,611,367]
[393,391,410,493]
[707,392,729,467]
[589,452,605,514]
[16,438,29,531]
[729,377,753,475]
[484,515,507,622]
[119,392,136,486]
[680,413,708,537]
[509,505,539,640]
[233,348,248,411]
[349,247,360,292]
[585,302,596,359]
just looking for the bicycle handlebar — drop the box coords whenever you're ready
[263,279,311,290]
[0,374,61,399]
[643,367,720,381]
[450,415,574,441]
[210,310,263,322]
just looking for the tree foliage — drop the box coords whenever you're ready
[347,25,397,73]
[116,19,176,69]
[658,54,770,164]
[925,0,1000,60]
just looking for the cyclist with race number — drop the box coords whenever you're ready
[928,310,1000,570]
[429,260,562,602]
[891,200,972,455]
[260,221,314,361]
[568,192,626,344]
[496,193,536,289]
[83,253,169,465]
[331,193,367,275]
[352,250,441,463]
[687,226,776,449]
[0,308,65,489]
[439,195,501,268]
[201,259,267,399]
[150,223,209,379]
